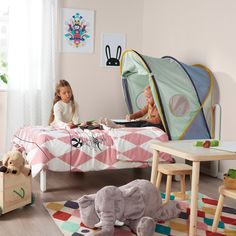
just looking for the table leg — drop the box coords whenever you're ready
[150,149,160,185]
[189,161,200,236]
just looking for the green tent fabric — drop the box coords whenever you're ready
[120,50,214,140]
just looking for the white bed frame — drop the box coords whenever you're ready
[39,104,221,192]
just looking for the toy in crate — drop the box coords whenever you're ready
[224,169,236,189]
[0,150,34,215]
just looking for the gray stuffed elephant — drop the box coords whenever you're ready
[78,179,181,236]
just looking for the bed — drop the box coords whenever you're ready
[12,125,172,192]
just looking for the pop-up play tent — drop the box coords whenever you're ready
[120,50,214,140]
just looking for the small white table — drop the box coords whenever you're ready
[150,140,236,236]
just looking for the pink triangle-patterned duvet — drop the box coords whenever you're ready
[12,126,173,177]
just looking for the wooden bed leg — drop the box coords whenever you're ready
[40,170,47,192]
[150,149,160,185]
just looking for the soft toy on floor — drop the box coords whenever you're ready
[78,179,181,236]
[0,150,31,176]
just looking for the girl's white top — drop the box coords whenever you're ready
[51,100,79,128]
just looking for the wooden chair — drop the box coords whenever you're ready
[212,185,236,232]
[156,163,192,203]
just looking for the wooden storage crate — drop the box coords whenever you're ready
[224,176,236,189]
[0,172,32,215]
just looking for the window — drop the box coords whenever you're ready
[0,2,9,90]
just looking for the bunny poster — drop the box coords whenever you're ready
[101,33,126,67]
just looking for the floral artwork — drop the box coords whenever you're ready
[62,8,94,53]
[64,12,90,48]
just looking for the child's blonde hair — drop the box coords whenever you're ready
[49,80,75,125]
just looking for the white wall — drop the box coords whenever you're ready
[142,0,236,175]
[60,0,144,120]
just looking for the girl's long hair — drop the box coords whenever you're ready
[48,80,76,125]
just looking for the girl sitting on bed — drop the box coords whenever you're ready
[100,85,164,131]
[49,79,79,129]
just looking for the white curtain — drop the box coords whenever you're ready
[6,0,58,150]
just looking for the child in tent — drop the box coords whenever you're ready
[49,80,79,129]
[100,85,164,130]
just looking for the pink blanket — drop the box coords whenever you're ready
[12,126,172,177]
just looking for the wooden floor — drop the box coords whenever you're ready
[1,168,235,236]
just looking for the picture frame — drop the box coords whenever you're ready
[61,8,95,53]
[101,33,126,67]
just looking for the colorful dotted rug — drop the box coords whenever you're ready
[44,191,236,236]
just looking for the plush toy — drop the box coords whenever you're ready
[78,179,181,236]
[0,150,31,176]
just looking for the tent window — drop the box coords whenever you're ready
[169,94,190,117]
